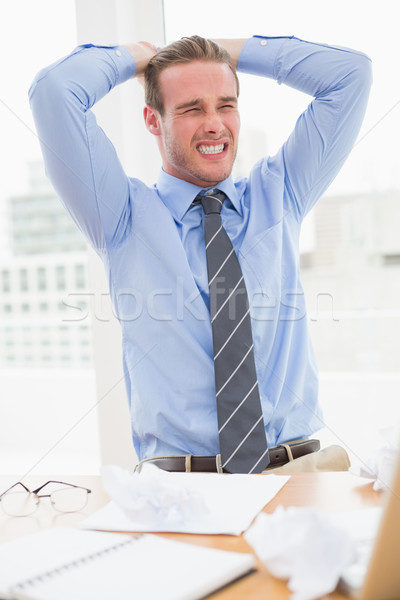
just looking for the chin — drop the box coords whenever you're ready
[200,166,233,185]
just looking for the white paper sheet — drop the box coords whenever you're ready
[80,465,289,535]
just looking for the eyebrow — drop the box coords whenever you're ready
[175,96,238,111]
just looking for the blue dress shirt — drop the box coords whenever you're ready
[29,35,372,460]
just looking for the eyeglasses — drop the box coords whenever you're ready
[0,481,92,517]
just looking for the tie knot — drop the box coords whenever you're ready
[198,189,226,215]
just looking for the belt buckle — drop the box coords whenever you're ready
[185,455,192,472]
[216,454,223,474]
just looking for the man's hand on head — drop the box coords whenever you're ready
[211,39,248,69]
[122,41,159,82]
[138,41,160,54]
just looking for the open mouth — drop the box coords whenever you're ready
[197,143,226,155]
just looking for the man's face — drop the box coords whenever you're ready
[145,60,240,188]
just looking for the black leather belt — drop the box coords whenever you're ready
[137,439,320,473]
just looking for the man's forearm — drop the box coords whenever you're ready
[211,39,248,69]
[122,41,158,77]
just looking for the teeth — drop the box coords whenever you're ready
[198,144,224,155]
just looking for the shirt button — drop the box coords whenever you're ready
[115,50,122,57]
[260,39,267,46]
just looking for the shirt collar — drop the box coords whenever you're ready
[156,169,243,221]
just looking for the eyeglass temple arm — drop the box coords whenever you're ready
[0,481,31,498]
[32,480,92,494]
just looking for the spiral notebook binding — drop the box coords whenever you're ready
[11,536,140,594]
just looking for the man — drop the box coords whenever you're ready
[29,34,372,473]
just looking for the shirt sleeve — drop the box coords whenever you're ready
[237,35,373,218]
[28,44,136,250]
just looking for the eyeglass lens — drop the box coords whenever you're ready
[1,491,39,517]
[50,486,89,513]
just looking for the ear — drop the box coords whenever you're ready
[143,105,162,136]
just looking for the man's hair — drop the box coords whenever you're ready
[144,35,240,115]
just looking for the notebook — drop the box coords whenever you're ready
[0,528,255,600]
[338,450,400,599]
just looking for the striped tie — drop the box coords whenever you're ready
[199,189,269,474]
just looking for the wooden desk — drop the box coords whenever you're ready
[0,472,382,599]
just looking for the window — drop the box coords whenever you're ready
[2,0,397,476]
[75,264,86,289]
[37,267,47,291]
[383,254,400,267]
[1,270,10,293]
[19,268,28,292]
[55,265,66,290]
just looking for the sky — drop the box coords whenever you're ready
[0,0,399,206]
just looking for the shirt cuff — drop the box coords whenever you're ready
[237,35,292,80]
[71,43,137,81]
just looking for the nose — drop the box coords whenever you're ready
[202,110,224,136]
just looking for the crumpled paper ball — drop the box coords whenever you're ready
[101,463,208,527]
[244,506,355,600]
[350,426,399,490]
